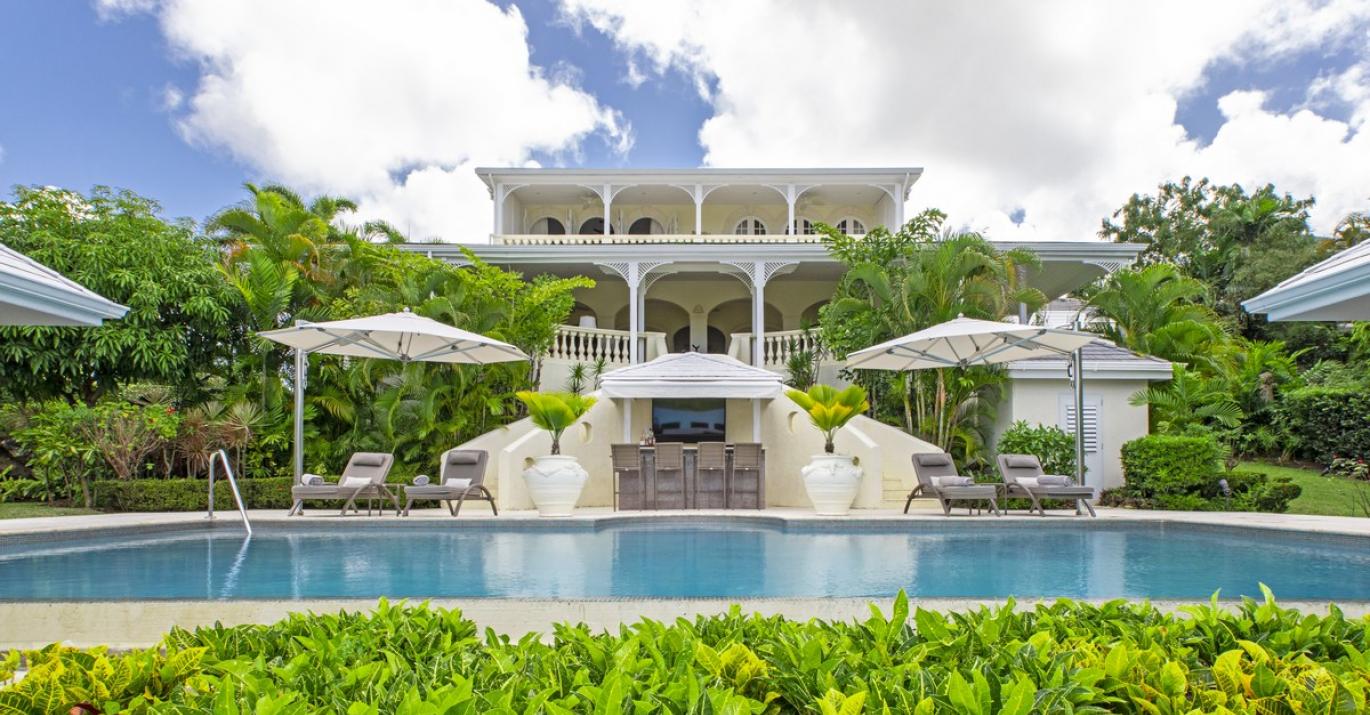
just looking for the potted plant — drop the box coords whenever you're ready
[786,384,870,515]
[515,391,597,516]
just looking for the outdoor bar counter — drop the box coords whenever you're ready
[617,444,765,510]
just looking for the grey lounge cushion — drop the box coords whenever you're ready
[444,478,472,489]
[412,475,430,486]
[1037,475,1072,486]
[447,452,481,465]
[932,476,975,487]
[916,453,954,467]
[1005,455,1039,469]
[302,474,325,486]
[352,453,387,467]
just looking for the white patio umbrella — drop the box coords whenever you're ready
[259,309,529,481]
[844,316,1105,484]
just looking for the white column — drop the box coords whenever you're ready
[627,264,640,364]
[603,183,612,235]
[292,348,306,483]
[493,181,504,236]
[694,183,703,237]
[752,398,761,441]
[894,186,905,229]
[786,183,796,235]
[752,261,766,367]
[623,399,633,442]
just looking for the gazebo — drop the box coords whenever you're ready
[599,351,784,442]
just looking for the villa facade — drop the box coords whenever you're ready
[402,167,1164,509]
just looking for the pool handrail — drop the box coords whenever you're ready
[207,448,253,535]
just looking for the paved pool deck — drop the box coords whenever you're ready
[2,506,1368,649]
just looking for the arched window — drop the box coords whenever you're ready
[835,217,866,235]
[734,217,768,235]
[530,217,565,235]
[629,217,664,235]
[794,218,815,235]
[578,217,614,235]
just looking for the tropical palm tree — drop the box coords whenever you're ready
[1129,365,1243,434]
[1083,263,1224,363]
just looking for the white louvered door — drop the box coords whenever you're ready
[1059,394,1102,486]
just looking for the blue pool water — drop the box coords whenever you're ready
[1,521,1368,601]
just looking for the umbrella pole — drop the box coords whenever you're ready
[293,348,306,484]
[1072,347,1085,486]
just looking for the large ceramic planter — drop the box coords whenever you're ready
[801,454,863,516]
[522,455,588,517]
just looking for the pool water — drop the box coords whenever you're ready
[1,521,1368,601]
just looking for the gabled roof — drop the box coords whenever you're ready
[1243,241,1370,321]
[600,352,784,398]
[0,242,128,326]
[1007,340,1172,381]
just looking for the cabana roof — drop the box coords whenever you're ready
[0,242,127,326]
[600,352,784,399]
[1244,241,1370,321]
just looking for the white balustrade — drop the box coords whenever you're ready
[549,325,667,364]
[728,329,824,367]
[496,233,826,246]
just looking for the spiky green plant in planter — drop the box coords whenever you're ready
[515,391,596,455]
[785,384,869,453]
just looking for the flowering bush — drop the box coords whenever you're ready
[1326,456,1370,481]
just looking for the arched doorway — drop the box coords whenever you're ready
[707,298,782,355]
[671,326,726,353]
[578,217,614,235]
[613,299,691,338]
[628,217,665,235]
[530,216,566,235]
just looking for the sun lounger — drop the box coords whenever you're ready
[288,452,397,516]
[906,452,1002,515]
[995,453,1098,517]
[401,449,495,516]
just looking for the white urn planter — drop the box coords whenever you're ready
[801,453,863,516]
[522,455,588,517]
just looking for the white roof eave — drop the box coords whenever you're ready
[0,244,128,326]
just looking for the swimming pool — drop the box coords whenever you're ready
[2,520,1368,601]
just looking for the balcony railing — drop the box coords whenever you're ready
[548,325,668,364]
[727,329,825,368]
[495,233,829,246]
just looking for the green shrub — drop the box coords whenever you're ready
[1105,463,1301,513]
[995,420,1077,476]
[1326,456,1370,480]
[0,478,46,503]
[1121,434,1222,497]
[4,592,1367,714]
[1277,386,1370,463]
[93,477,294,511]
[1238,477,1302,513]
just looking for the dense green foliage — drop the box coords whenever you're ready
[1112,436,1300,512]
[1120,435,1223,497]
[0,187,236,405]
[1277,387,1370,464]
[0,184,591,500]
[995,421,1076,477]
[92,476,295,511]
[4,593,1368,713]
[818,211,1043,467]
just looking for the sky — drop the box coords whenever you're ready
[0,0,1367,243]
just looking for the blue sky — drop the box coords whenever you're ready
[0,1,1366,240]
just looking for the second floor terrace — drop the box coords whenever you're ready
[478,167,922,244]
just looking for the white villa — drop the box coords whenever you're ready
[403,167,1167,511]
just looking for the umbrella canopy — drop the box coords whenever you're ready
[258,309,529,484]
[259,310,528,364]
[0,242,127,326]
[844,316,1103,371]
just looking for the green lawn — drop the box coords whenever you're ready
[1240,460,1369,517]
[0,502,101,520]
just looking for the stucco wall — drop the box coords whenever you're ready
[457,392,939,511]
[994,378,1151,491]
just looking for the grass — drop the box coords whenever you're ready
[0,502,100,520]
[1240,460,1369,517]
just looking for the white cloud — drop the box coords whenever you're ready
[101,0,630,241]
[159,84,183,111]
[561,0,1370,239]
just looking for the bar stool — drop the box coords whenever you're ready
[729,443,764,509]
[695,442,727,509]
[611,444,643,510]
[653,442,685,509]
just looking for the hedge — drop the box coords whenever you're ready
[92,477,295,511]
[1278,386,1370,463]
[1120,434,1222,497]
[4,594,1367,713]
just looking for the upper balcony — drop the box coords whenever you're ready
[477,167,921,244]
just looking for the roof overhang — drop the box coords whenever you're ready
[401,240,1144,300]
[600,352,784,399]
[1243,243,1370,321]
[0,243,128,326]
[1007,360,1174,381]
[476,167,925,200]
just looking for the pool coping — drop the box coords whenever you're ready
[4,507,1369,649]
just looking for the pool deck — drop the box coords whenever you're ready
[2,506,1368,649]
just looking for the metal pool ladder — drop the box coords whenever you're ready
[207,448,253,536]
